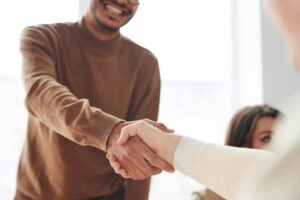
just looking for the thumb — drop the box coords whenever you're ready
[144,119,175,133]
[117,126,137,144]
[164,128,175,133]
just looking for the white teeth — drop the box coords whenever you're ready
[106,5,122,15]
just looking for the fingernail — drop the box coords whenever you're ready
[168,166,175,173]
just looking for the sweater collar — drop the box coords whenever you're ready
[77,17,122,55]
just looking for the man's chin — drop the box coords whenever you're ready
[95,14,133,32]
[101,24,120,32]
[95,18,121,32]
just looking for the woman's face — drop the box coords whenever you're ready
[251,116,277,149]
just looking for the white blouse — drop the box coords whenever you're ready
[173,137,274,200]
[173,93,300,200]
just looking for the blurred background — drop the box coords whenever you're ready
[1,0,300,199]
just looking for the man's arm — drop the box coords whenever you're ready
[21,26,122,151]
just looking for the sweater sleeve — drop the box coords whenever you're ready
[174,137,275,200]
[21,26,123,151]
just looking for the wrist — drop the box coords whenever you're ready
[106,121,124,151]
[160,134,182,164]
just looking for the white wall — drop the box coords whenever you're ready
[79,0,90,18]
[260,5,300,109]
[231,0,263,110]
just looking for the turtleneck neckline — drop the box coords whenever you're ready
[76,17,122,55]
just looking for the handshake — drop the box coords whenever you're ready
[106,119,182,180]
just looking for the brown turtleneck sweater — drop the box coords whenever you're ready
[15,18,160,200]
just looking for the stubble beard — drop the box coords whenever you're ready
[95,13,134,32]
[94,0,134,32]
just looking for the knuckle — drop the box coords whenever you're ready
[122,126,130,133]
[147,169,156,176]
[126,146,136,155]
[158,123,166,129]
[137,120,147,127]
[146,153,155,163]
[143,168,153,177]
[152,167,162,175]
[130,174,140,180]
[143,118,150,122]
[148,155,160,165]
[119,151,130,161]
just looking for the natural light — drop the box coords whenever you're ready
[0,0,262,199]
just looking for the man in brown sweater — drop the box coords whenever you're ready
[15,0,174,199]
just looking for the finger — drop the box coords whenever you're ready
[164,128,175,134]
[125,145,169,177]
[143,149,175,173]
[110,155,141,180]
[117,126,137,144]
[124,141,160,179]
[126,169,144,180]
[109,158,121,171]
[120,167,139,180]
[148,165,163,176]
[111,162,129,179]
[118,168,129,178]
[124,136,172,177]
[126,154,152,179]
[108,145,148,179]
[117,129,131,144]
[114,135,162,180]
[109,154,117,162]
[144,119,174,133]
[107,155,121,171]
[119,155,145,180]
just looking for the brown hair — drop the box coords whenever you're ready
[225,104,280,148]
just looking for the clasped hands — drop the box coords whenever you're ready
[106,119,176,180]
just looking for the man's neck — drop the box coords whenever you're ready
[83,15,120,41]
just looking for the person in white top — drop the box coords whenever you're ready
[194,104,280,200]
[107,0,300,199]
[110,120,276,200]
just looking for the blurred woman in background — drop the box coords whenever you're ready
[194,104,280,200]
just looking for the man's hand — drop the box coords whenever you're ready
[106,119,175,180]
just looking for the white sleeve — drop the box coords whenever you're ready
[173,137,275,200]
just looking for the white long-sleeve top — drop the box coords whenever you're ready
[173,138,274,200]
[173,93,300,200]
